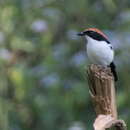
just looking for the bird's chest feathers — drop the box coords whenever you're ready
[87,40,108,56]
[86,37,113,65]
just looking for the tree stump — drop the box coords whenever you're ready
[87,64,127,130]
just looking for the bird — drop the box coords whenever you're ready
[77,28,118,81]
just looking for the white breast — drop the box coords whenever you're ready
[86,36,114,66]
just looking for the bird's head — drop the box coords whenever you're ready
[78,28,109,43]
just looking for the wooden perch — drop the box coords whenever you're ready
[87,64,127,130]
[93,115,126,130]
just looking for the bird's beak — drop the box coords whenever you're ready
[77,32,85,36]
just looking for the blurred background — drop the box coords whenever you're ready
[0,0,130,130]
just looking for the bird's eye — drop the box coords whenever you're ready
[89,31,94,34]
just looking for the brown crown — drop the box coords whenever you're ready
[85,28,108,40]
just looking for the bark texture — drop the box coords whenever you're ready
[87,64,126,130]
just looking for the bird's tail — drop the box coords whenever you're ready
[110,62,118,81]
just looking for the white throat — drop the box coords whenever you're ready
[85,36,99,45]
[85,35,114,66]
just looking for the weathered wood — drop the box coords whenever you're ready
[87,64,127,130]
[87,64,117,118]
[93,115,126,130]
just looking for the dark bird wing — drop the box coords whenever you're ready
[110,62,118,81]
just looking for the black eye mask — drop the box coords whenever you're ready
[84,31,110,43]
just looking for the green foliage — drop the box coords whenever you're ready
[0,0,129,130]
